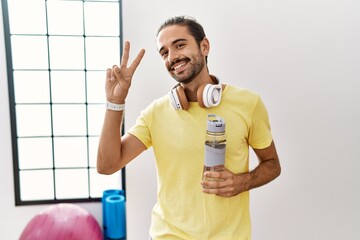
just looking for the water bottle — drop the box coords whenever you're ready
[203,114,226,184]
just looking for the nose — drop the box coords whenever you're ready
[167,50,178,64]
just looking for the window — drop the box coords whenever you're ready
[2,0,125,205]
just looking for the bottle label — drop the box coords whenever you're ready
[204,145,225,167]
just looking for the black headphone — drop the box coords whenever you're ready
[168,76,222,110]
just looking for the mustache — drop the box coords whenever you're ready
[168,57,190,70]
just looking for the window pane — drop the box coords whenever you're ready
[84,2,119,36]
[4,0,123,204]
[18,138,53,169]
[47,0,83,35]
[87,71,106,103]
[16,105,52,137]
[14,71,50,103]
[86,37,120,70]
[55,169,89,199]
[7,0,46,34]
[87,104,105,136]
[51,71,86,103]
[20,170,54,201]
[88,136,99,167]
[11,36,48,69]
[49,36,84,69]
[89,169,121,198]
[52,104,87,136]
[54,137,88,168]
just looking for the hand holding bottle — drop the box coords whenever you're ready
[201,168,250,197]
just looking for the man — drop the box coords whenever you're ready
[98,16,281,240]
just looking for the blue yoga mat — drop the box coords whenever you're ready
[102,189,126,239]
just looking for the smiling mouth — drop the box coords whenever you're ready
[171,60,188,73]
[173,62,186,71]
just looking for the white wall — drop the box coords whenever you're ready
[1,0,360,239]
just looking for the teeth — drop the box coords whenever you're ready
[174,62,185,71]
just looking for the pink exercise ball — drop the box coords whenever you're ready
[19,203,103,240]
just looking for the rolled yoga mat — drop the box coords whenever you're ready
[102,189,126,239]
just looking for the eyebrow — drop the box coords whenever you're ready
[159,38,188,54]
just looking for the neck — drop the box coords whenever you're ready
[181,71,214,102]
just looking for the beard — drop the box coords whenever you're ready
[169,52,205,84]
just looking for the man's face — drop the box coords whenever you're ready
[157,25,206,83]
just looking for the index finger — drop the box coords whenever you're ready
[203,171,222,179]
[129,48,146,72]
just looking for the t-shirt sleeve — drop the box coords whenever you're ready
[127,106,153,149]
[248,95,273,149]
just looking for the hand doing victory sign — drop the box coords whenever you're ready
[106,41,145,104]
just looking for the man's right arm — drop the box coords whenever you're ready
[97,109,146,175]
[97,41,146,175]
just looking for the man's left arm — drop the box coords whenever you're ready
[201,141,281,197]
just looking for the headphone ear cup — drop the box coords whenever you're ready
[176,86,190,110]
[197,84,207,108]
[198,84,222,108]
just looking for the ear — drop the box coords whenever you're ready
[200,37,210,56]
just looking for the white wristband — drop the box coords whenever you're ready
[107,101,125,111]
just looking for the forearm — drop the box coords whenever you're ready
[97,110,124,174]
[202,141,281,197]
[239,157,281,192]
[201,159,280,197]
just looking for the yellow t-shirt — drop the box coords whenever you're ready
[128,85,273,240]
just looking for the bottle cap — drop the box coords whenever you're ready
[207,114,226,132]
